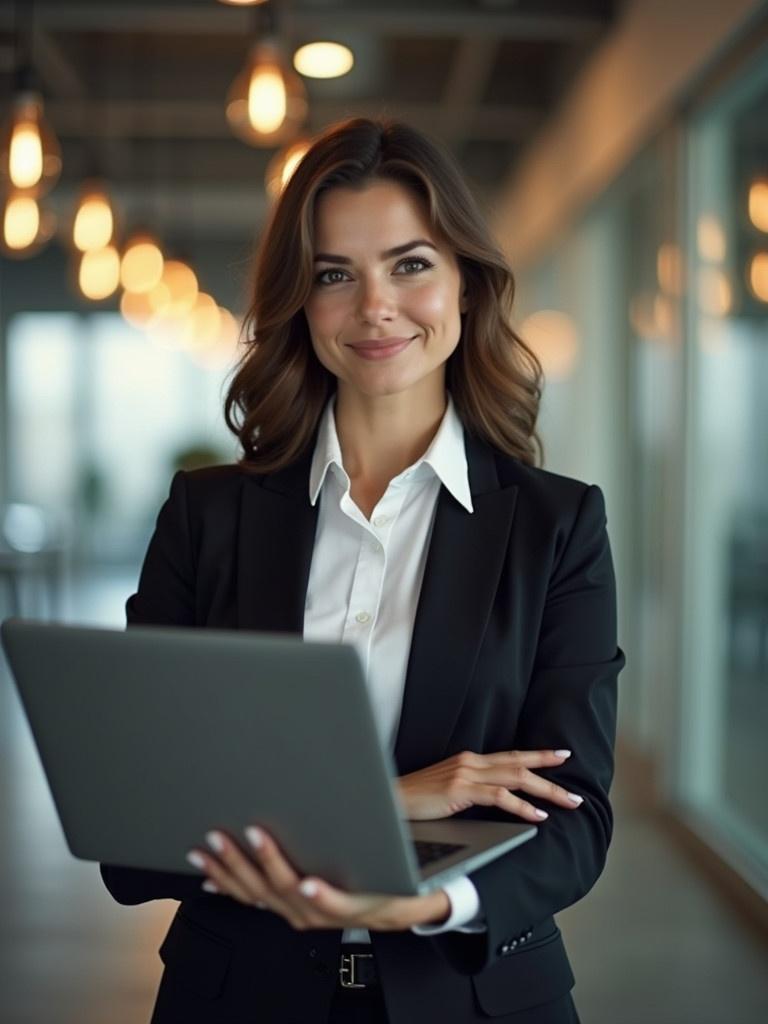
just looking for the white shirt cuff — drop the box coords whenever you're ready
[410,875,487,935]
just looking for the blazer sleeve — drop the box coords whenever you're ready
[427,483,625,975]
[100,471,204,905]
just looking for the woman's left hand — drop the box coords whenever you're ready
[187,826,451,932]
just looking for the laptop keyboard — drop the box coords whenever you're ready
[413,839,467,868]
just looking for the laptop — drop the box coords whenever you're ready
[0,618,536,895]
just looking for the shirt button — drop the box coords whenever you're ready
[371,543,383,553]
[355,611,371,624]
[372,515,389,527]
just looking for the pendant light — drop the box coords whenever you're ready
[0,1,62,198]
[72,180,115,252]
[0,190,56,259]
[225,2,307,147]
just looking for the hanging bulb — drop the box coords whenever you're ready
[73,181,115,252]
[120,231,164,293]
[265,137,311,198]
[78,244,121,301]
[293,41,354,79]
[0,75,62,197]
[226,38,307,147]
[0,190,56,258]
[748,177,768,233]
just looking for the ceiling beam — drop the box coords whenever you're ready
[46,99,542,143]
[0,4,608,42]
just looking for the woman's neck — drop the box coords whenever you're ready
[333,380,448,491]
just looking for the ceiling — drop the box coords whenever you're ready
[0,0,621,247]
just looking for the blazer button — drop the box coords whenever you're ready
[496,943,507,956]
[526,930,533,939]
[510,938,518,949]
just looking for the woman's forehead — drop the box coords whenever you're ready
[312,181,439,254]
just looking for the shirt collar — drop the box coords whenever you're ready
[309,392,473,513]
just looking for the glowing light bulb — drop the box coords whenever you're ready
[79,244,121,300]
[747,252,768,302]
[748,178,768,233]
[9,120,43,189]
[120,233,164,293]
[293,42,354,79]
[226,40,307,147]
[73,185,114,251]
[4,194,39,249]
[0,91,62,197]
[248,65,287,134]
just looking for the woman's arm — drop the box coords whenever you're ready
[426,483,625,974]
[100,471,204,906]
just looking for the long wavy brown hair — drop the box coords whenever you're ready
[224,116,544,471]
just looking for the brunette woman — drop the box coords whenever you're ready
[101,116,625,1024]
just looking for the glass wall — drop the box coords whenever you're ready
[512,38,768,896]
[680,41,768,891]
[6,311,237,564]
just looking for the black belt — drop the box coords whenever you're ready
[338,944,379,989]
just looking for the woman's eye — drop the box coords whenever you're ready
[313,257,433,287]
[395,257,434,274]
[315,268,348,286]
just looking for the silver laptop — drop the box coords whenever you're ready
[0,618,536,895]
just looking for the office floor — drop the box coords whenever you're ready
[1,568,766,1024]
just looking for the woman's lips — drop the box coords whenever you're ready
[347,336,414,360]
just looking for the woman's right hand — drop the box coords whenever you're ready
[395,748,583,822]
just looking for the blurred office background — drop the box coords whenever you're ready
[1,1,767,1021]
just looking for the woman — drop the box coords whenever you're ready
[100,117,625,1024]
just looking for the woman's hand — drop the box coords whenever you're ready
[396,748,583,822]
[187,826,451,931]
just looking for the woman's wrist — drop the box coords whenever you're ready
[423,888,451,925]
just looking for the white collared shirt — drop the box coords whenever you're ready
[303,391,486,943]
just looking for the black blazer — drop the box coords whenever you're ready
[100,428,626,1024]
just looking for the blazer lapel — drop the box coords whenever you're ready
[237,447,319,634]
[392,434,519,776]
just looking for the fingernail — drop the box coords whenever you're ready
[246,826,264,849]
[567,793,583,805]
[554,749,572,758]
[299,879,318,897]
[202,880,218,893]
[534,809,549,819]
[186,851,206,869]
[206,831,225,852]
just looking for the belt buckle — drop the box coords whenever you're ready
[339,951,373,989]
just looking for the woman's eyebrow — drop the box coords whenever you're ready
[313,238,438,264]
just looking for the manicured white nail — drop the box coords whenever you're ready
[246,826,264,849]
[186,851,206,869]
[206,831,225,852]
[554,749,572,758]
[567,793,583,805]
[534,809,549,819]
[299,879,318,897]
[202,880,218,893]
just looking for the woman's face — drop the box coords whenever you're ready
[303,178,466,402]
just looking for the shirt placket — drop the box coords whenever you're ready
[338,482,408,674]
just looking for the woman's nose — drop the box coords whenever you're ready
[357,275,397,324]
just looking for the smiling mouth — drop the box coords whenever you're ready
[347,336,415,360]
